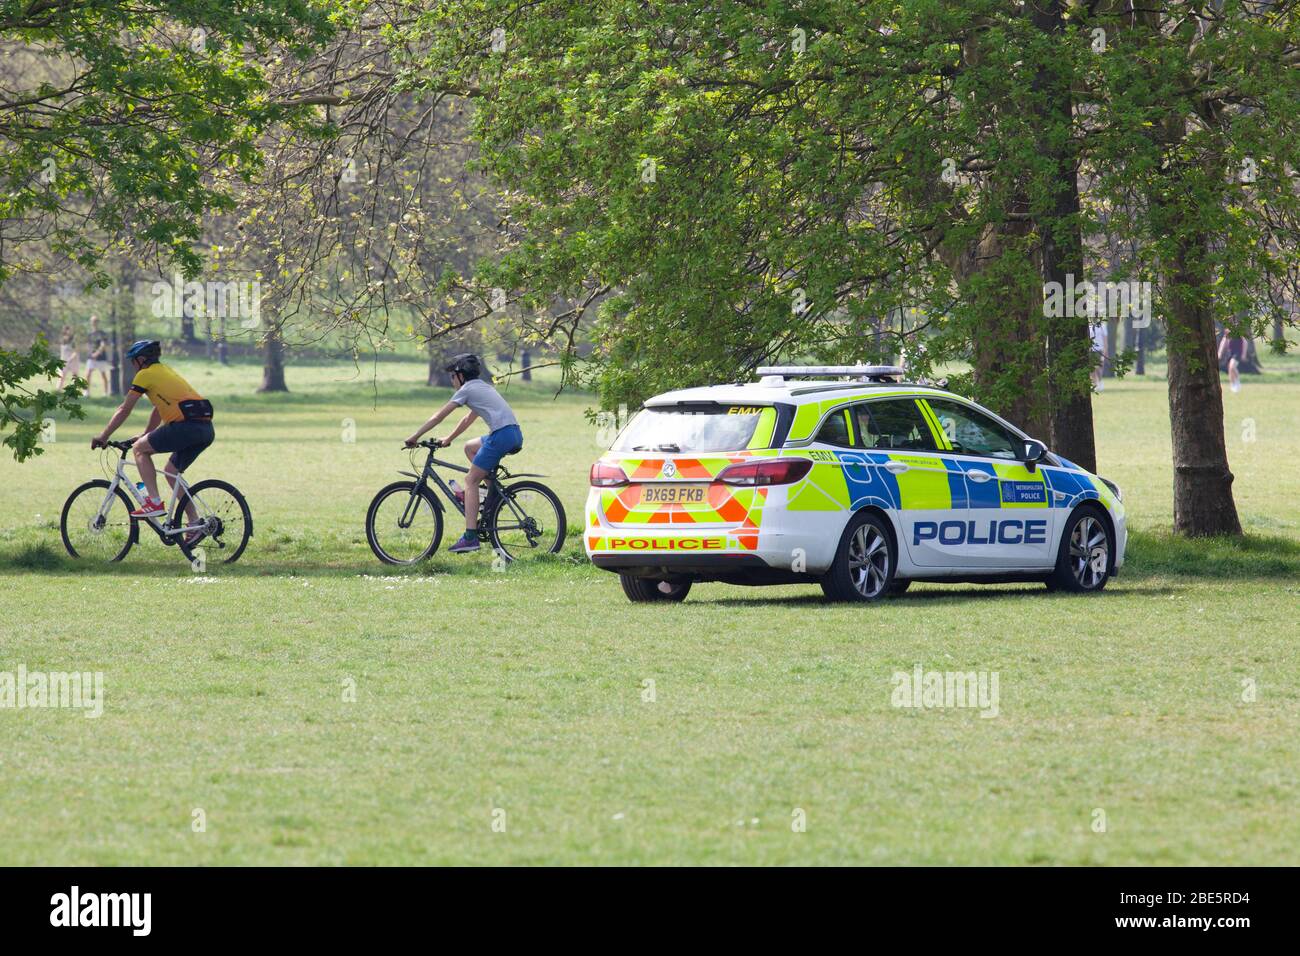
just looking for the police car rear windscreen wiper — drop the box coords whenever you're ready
[632,443,681,452]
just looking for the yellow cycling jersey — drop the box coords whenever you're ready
[130,362,212,424]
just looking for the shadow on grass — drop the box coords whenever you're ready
[1123,529,1300,580]
[4,530,1295,588]
[702,582,1182,608]
[0,540,589,579]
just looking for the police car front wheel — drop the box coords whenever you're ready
[1048,507,1113,593]
[820,512,899,602]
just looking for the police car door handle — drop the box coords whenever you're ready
[965,470,993,483]
[884,461,909,474]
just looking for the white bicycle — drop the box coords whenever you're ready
[60,439,252,566]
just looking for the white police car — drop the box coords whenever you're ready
[585,366,1126,602]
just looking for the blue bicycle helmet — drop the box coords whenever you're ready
[126,340,161,361]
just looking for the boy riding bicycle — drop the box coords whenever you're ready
[404,353,522,553]
[91,340,215,522]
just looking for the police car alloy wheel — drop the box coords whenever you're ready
[821,512,897,602]
[1048,507,1113,592]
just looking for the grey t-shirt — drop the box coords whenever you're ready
[451,378,518,432]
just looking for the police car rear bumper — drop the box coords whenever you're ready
[590,551,811,585]
[591,553,769,571]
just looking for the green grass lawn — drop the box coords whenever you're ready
[1,357,1297,865]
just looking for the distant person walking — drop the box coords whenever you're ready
[57,324,80,389]
[85,315,110,395]
[1090,319,1108,393]
[1218,331,1248,394]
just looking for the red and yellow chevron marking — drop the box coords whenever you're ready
[623,452,763,482]
[591,454,771,544]
[600,481,767,527]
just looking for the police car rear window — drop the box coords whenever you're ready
[613,405,765,453]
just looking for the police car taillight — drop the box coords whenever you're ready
[717,459,813,486]
[590,461,630,487]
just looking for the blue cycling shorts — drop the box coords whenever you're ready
[473,424,523,471]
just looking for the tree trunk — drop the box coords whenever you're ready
[427,339,453,387]
[963,224,1052,441]
[1166,233,1241,536]
[1102,316,1118,377]
[217,316,229,366]
[110,263,136,396]
[1032,0,1097,472]
[258,326,288,392]
[38,274,54,346]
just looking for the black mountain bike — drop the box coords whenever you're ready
[365,440,566,565]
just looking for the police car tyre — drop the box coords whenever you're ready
[1048,505,1113,593]
[620,574,691,602]
[820,511,897,602]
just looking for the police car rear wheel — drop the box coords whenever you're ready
[1048,508,1112,593]
[620,574,692,603]
[820,512,896,602]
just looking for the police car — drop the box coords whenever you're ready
[585,366,1126,602]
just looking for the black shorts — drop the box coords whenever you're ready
[148,421,215,473]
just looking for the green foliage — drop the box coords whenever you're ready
[0,338,85,462]
[1084,2,1300,352]
[400,2,1087,408]
[401,1,1299,412]
[0,0,339,284]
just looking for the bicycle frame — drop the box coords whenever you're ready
[97,446,213,539]
[396,447,538,540]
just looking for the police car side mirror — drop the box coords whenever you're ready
[1020,439,1047,471]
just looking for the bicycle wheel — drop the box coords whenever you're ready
[486,480,566,562]
[366,481,444,565]
[60,480,136,562]
[174,479,253,566]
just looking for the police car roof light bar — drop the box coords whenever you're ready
[756,365,905,383]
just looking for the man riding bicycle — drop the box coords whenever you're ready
[91,340,215,520]
[404,353,523,553]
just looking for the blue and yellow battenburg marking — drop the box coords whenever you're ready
[784,449,1106,515]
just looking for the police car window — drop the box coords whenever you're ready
[926,400,1020,459]
[612,405,764,453]
[815,410,853,447]
[855,400,938,451]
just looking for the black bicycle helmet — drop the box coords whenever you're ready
[445,353,482,380]
[126,340,161,361]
